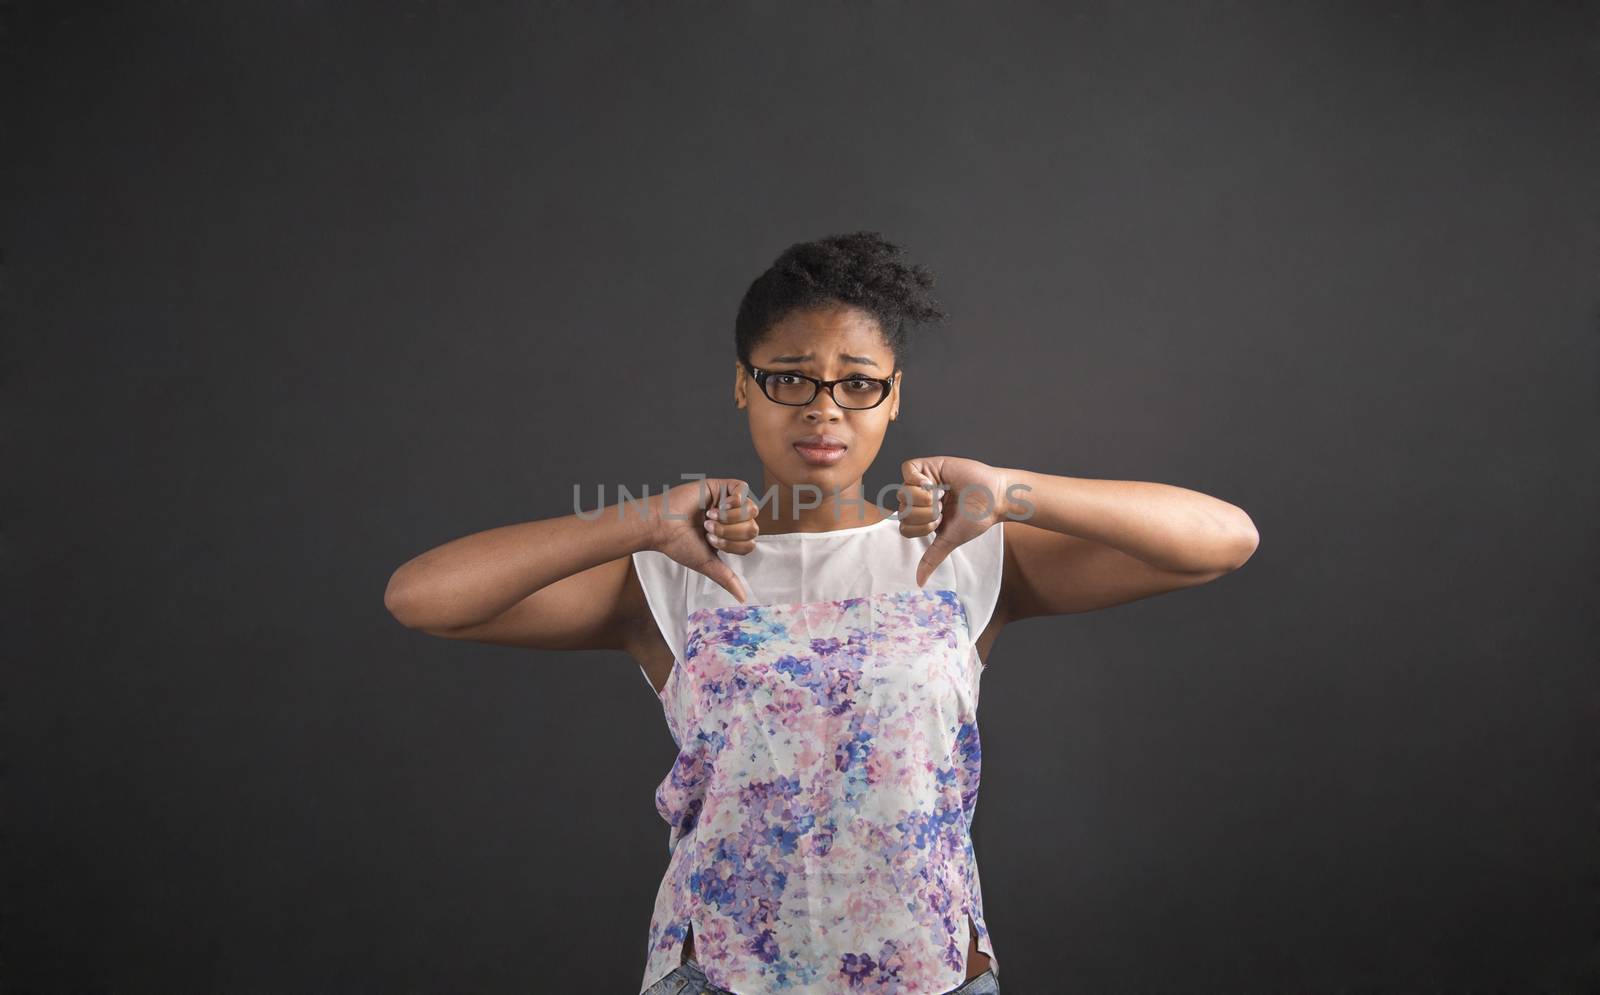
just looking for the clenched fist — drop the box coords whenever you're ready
[647,478,762,603]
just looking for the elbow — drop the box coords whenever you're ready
[384,567,433,630]
[384,575,415,628]
[385,567,478,634]
[1221,517,1260,572]
[1192,510,1259,576]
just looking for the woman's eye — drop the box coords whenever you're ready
[842,379,876,391]
[774,374,805,385]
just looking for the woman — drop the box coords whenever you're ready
[384,232,1260,995]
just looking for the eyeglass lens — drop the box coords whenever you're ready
[765,375,888,409]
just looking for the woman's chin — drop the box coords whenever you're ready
[770,459,848,486]
[790,458,850,478]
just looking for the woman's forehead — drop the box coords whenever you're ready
[760,311,892,365]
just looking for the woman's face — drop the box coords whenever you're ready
[735,304,901,505]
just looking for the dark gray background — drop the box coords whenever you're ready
[7,2,1597,992]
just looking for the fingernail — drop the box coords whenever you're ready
[708,508,719,520]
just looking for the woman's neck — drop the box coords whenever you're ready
[753,480,886,535]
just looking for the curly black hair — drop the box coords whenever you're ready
[734,231,947,371]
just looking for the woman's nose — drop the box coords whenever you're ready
[803,392,843,419]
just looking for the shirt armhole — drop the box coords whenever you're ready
[962,522,1006,642]
[630,549,688,694]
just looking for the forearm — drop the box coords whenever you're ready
[999,468,1258,574]
[383,501,659,630]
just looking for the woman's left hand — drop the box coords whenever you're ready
[895,456,1013,587]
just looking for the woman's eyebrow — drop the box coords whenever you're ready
[766,353,882,369]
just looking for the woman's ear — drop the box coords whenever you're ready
[734,360,747,409]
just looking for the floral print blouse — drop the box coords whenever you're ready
[631,515,1005,995]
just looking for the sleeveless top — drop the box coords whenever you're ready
[630,515,1005,995]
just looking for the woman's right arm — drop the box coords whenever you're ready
[382,480,759,654]
[383,503,658,652]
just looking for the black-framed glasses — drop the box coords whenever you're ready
[744,362,897,410]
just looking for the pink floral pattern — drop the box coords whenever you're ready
[640,588,997,994]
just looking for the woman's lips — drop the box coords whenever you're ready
[793,442,848,466]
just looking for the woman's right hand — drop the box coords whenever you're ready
[648,478,761,603]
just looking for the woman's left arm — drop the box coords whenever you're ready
[995,467,1260,621]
